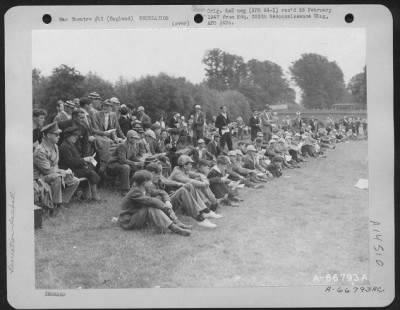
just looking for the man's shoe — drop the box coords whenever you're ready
[175,221,193,230]
[169,223,191,236]
[254,184,264,189]
[197,219,217,228]
[203,210,223,219]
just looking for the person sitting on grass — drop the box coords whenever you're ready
[146,163,217,228]
[170,155,222,215]
[196,138,216,164]
[118,170,192,237]
[59,127,101,201]
[207,156,241,207]
[207,132,224,158]
[242,145,270,181]
[233,150,267,183]
[227,151,264,188]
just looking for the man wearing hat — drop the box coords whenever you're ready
[260,104,273,143]
[249,110,261,141]
[91,99,126,141]
[242,144,270,181]
[79,97,97,129]
[58,108,92,157]
[53,100,71,123]
[168,112,181,129]
[207,155,241,206]
[88,92,103,111]
[215,106,233,151]
[107,130,144,195]
[292,111,303,132]
[33,122,80,209]
[169,155,223,222]
[137,106,152,130]
[118,105,132,136]
[145,162,216,229]
[110,97,121,117]
[196,138,216,161]
[206,132,224,158]
[192,105,205,145]
[59,127,101,201]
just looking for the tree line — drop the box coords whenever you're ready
[32,50,367,122]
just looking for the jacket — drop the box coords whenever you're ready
[33,139,60,180]
[91,111,125,138]
[59,140,86,170]
[192,111,205,129]
[207,166,229,199]
[169,166,206,188]
[108,142,143,167]
[119,187,169,217]
[58,119,91,157]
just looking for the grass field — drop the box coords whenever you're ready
[35,140,369,289]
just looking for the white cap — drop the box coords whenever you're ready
[144,129,156,140]
[246,145,257,152]
[110,97,120,104]
[137,106,145,112]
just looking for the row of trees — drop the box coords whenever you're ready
[32,51,367,122]
[202,49,366,109]
[33,65,252,122]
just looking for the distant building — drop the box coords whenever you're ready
[332,103,365,110]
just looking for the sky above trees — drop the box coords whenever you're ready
[32,28,365,88]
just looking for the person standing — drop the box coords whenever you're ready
[215,106,233,151]
[192,105,205,145]
[259,104,273,142]
[33,122,80,209]
[249,110,261,142]
[137,106,152,129]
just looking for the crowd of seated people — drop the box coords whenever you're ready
[33,93,367,232]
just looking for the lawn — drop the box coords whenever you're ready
[35,140,369,289]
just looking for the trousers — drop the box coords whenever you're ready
[220,132,233,151]
[106,163,132,191]
[170,183,208,218]
[119,208,173,230]
[45,175,80,204]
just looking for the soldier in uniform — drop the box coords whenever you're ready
[33,122,80,210]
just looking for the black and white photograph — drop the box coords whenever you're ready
[5,4,394,308]
[32,27,370,288]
